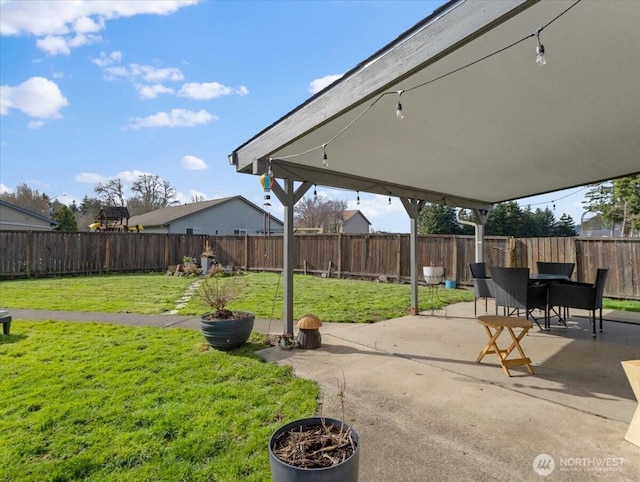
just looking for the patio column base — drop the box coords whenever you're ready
[621,360,640,447]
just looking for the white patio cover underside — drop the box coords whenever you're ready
[231,0,640,209]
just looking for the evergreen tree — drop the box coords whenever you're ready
[613,175,640,236]
[52,205,78,231]
[485,202,526,236]
[554,214,578,237]
[418,203,462,234]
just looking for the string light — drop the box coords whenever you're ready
[313,184,317,198]
[356,191,360,205]
[535,28,546,65]
[269,1,582,177]
[396,90,404,119]
[388,192,392,205]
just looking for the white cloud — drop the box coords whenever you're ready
[137,84,174,99]
[28,120,45,129]
[1,77,69,118]
[1,0,199,54]
[0,183,13,194]
[103,63,184,83]
[178,82,249,100]
[75,169,151,187]
[309,74,343,94]
[75,172,106,184]
[181,155,207,170]
[127,108,216,129]
[92,50,122,68]
[36,32,101,55]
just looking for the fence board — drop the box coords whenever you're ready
[0,231,637,299]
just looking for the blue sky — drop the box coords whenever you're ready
[1,0,590,232]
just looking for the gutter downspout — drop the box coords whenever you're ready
[457,208,491,263]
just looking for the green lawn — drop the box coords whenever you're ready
[0,274,194,314]
[0,322,318,481]
[0,272,476,322]
[1,272,637,321]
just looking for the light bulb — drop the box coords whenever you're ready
[536,44,546,65]
[357,192,360,205]
[322,144,328,167]
[395,90,404,119]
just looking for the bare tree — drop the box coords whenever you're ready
[129,174,178,215]
[191,194,207,203]
[0,183,50,213]
[295,196,348,233]
[94,178,127,206]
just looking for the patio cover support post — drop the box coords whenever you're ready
[270,178,312,335]
[401,198,424,315]
[457,208,491,263]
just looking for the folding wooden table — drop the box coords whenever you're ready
[476,315,534,377]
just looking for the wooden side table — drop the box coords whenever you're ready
[476,315,534,377]
[621,360,640,447]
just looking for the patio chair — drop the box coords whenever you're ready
[547,268,608,337]
[469,262,494,316]
[536,262,575,318]
[536,262,575,278]
[489,267,548,330]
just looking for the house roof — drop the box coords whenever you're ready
[343,209,371,226]
[95,206,130,222]
[128,196,283,227]
[230,0,640,212]
[0,199,58,227]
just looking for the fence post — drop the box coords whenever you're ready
[451,235,458,282]
[26,231,33,277]
[507,237,516,267]
[337,234,342,279]
[396,234,402,283]
[244,234,249,269]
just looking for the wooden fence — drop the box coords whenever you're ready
[0,231,638,299]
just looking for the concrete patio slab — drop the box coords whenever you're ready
[257,301,640,481]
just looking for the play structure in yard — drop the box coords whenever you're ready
[89,206,143,232]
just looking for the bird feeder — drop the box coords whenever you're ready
[296,314,323,349]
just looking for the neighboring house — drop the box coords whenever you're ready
[0,199,58,231]
[128,196,284,235]
[340,210,371,234]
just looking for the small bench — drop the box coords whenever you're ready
[0,310,11,335]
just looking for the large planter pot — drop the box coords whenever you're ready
[199,311,255,351]
[269,417,359,482]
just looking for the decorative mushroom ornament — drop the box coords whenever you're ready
[296,314,323,349]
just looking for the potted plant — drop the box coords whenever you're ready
[268,377,360,481]
[199,267,254,351]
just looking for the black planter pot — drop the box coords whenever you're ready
[269,417,359,482]
[199,311,255,351]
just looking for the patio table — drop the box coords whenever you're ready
[476,315,534,377]
[529,274,570,328]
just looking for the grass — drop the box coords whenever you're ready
[0,274,194,314]
[181,272,474,322]
[2,272,638,321]
[0,322,318,481]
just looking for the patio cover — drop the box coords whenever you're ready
[230,0,640,333]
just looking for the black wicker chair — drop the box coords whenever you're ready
[548,268,608,337]
[490,267,548,330]
[469,262,494,316]
[536,262,575,278]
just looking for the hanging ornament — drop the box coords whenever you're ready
[260,170,274,206]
